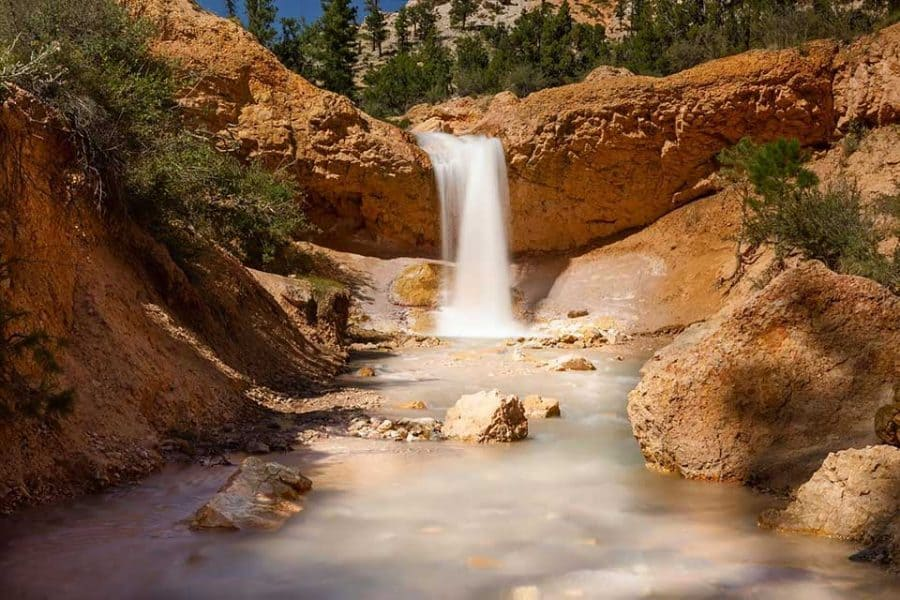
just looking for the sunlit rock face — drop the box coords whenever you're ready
[627,261,900,493]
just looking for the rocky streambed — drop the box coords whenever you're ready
[0,341,897,599]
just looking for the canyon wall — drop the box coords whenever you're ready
[0,89,342,512]
[128,1,900,256]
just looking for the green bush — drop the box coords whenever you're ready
[0,0,310,269]
[0,255,74,420]
[719,137,899,292]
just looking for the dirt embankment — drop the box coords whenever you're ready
[0,89,345,513]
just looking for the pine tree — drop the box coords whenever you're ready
[245,0,277,47]
[319,0,358,97]
[225,0,237,18]
[364,0,388,56]
[450,0,479,31]
[410,0,438,42]
[395,6,411,51]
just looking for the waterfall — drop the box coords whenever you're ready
[417,132,524,338]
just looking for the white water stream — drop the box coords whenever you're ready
[417,133,525,338]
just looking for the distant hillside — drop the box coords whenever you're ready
[355,0,625,82]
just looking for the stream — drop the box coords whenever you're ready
[0,342,896,599]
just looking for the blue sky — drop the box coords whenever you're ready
[197,1,407,23]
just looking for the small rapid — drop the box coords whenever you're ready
[417,133,525,338]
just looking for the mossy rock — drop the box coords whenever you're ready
[389,263,444,308]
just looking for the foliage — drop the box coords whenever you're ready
[450,0,480,30]
[318,0,358,98]
[271,17,319,81]
[719,138,899,292]
[127,134,308,267]
[394,6,411,52]
[245,0,278,47]
[364,0,388,55]
[409,0,439,42]
[611,0,895,76]
[362,38,452,117]
[225,0,237,18]
[1,0,310,270]
[0,255,75,420]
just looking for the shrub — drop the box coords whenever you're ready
[719,137,899,292]
[1,0,310,270]
[0,255,74,420]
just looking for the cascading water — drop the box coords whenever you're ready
[417,132,524,338]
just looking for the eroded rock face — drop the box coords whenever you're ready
[122,0,438,255]
[443,390,528,443]
[759,446,900,569]
[192,457,312,530]
[627,262,900,492]
[876,404,900,447]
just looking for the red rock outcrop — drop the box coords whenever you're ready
[122,0,439,255]
[626,262,900,492]
[0,89,342,512]
[410,24,900,253]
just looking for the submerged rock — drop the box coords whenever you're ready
[523,395,561,419]
[348,416,442,441]
[356,366,376,377]
[191,457,312,530]
[760,446,900,569]
[628,262,900,491]
[546,355,596,372]
[398,400,428,410]
[443,390,528,443]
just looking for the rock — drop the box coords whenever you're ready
[356,366,376,377]
[759,446,900,569]
[443,390,528,443]
[349,416,442,441]
[627,262,900,491]
[546,355,596,372]
[123,0,438,255]
[523,395,561,419]
[244,440,270,454]
[191,457,312,530]
[389,262,444,308]
[567,309,589,319]
[875,403,900,447]
[398,400,427,410]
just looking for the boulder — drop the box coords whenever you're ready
[443,390,528,443]
[191,457,312,530]
[389,263,444,308]
[567,309,589,319]
[398,400,428,410]
[628,262,900,491]
[875,403,900,447]
[759,446,900,569]
[546,355,596,372]
[356,366,376,377]
[523,395,561,419]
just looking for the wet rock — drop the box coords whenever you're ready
[546,355,596,372]
[443,390,528,443]
[523,395,561,419]
[760,446,900,569]
[349,416,442,441]
[356,366,376,377]
[398,400,427,410]
[244,440,270,454]
[191,457,312,530]
[875,403,900,447]
[567,309,589,319]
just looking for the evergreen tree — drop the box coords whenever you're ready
[225,0,237,18]
[539,1,574,85]
[394,6,411,51]
[271,17,319,81]
[245,0,277,47]
[409,0,438,42]
[364,0,388,55]
[319,0,358,97]
[450,0,479,30]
